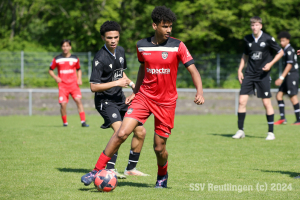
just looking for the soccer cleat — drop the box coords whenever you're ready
[232,130,245,139]
[124,168,150,176]
[266,132,275,140]
[274,119,287,125]
[81,170,97,186]
[155,172,168,188]
[82,122,89,127]
[63,123,68,127]
[292,121,300,125]
[109,168,126,179]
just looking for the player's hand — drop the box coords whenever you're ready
[297,50,300,55]
[55,77,61,83]
[238,71,244,84]
[262,63,272,71]
[117,77,129,87]
[275,78,283,86]
[125,93,135,105]
[77,79,82,85]
[194,94,204,105]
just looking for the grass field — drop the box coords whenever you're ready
[0,114,299,199]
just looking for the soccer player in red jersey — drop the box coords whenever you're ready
[49,39,89,127]
[81,6,204,188]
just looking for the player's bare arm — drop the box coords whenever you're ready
[125,63,145,105]
[90,77,129,93]
[48,69,61,83]
[275,63,292,86]
[77,69,82,85]
[262,49,284,71]
[186,64,204,105]
[237,54,248,84]
[297,50,300,55]
[122,72,135,89]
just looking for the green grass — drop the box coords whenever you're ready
[0,114,299,199]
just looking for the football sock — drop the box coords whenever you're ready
[126,150,140,170]
[293,103,300,122]
[62,115,67,124]
[157,161,168,176]
[237,112,246,130]
[94,151,112,171]
[278,100,285,119]
[266,114,274,132]
[106,152,118,170]
[79,112,86,123]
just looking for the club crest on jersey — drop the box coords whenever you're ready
[95,60,99,66]
[249,43,252,47]
[260,42,266,47]
[272,37,275,41]
[287,51,291,55]
[162,52,168,60]
[119,57,124,64]
[293,81,296,85]
[69,61,73,65]
[109,64,112,69]
[127,108,133,115]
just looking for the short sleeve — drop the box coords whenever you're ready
[50,58,57,70]
[75,57,81,70]
[136,45,144,63]
[268,36,282,53]
[178,42,194,67]
[90,58,103,84]
[285,49,294,64]
[243,38,249,55]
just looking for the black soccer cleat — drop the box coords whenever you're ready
[63,123,68,127]
[82,122,89,127]
[81,170,97,186]
[155,172,168,188]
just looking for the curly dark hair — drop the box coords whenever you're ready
[61,39,71,46]
[151,6,176,24]
[100,21,121,36]
[277,31,291,40]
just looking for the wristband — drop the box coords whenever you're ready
[279,76,284,80]
[129,81,134,88]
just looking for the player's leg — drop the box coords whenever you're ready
[262,98,275,140]
[287,74,300,124]
[60,102,68,126]
[154,133,168,188]
[124,125,149,176]
[58,87,69,126]
[290,95,300,124]
[274,91,287,125]
[71,86,89,127]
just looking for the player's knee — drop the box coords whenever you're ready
[116,129,130,142]
[153,143,166,155]
[134,127,146,140]
[239,99,246,107]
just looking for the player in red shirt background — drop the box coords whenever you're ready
[49,39,89,127]
[81,6,204,188]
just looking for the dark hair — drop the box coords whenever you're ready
[100,21,121,36]
[61,39,71,46]
[151,6,176,24]
[278,31,291,40]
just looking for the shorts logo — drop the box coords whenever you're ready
[287,90,291,94]
[112,113,117,118]
[119,57,124,64]
[249,43,252,47]
[264,92,268,96]
[162,52,168,60]
[59,96,63,101]
[293,81,296,85]
[127,108,133,115]
[251,51,262,60]
[260,42,266,47]
[295,63,298,69]
[287,51,291,55]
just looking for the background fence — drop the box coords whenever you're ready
[0,51,289,89]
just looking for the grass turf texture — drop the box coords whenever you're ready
[0,114,299,199]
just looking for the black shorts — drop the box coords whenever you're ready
[240,75,272,98]
[278,72,299,96]
[95,101,128,129]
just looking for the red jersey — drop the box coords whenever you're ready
[50,54,80,84]
[136,37,194,105]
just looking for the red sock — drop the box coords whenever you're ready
[158,161,168,176]
[94,152,112,171]
[79,112,85,122]
[62,115,67,124]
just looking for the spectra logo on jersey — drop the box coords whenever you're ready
[251,51,262,60]
[60,69,74,74]
[146,68,171,75]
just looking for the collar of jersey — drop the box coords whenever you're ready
[284,43,290,51]
[252,31,263,43]
[104,44,116,59]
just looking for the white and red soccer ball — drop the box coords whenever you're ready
[94,169,118,192]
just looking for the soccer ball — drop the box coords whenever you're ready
[94,169,118,192]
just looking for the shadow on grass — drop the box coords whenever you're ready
[209,133,264,138]
[255,169,300,178]
[56,168,90,173]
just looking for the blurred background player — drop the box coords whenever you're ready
[232,16,283,140]
[81,21,148,184]
[81,6,204,188]
[49,39,89,127]
[274,31,300,125]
